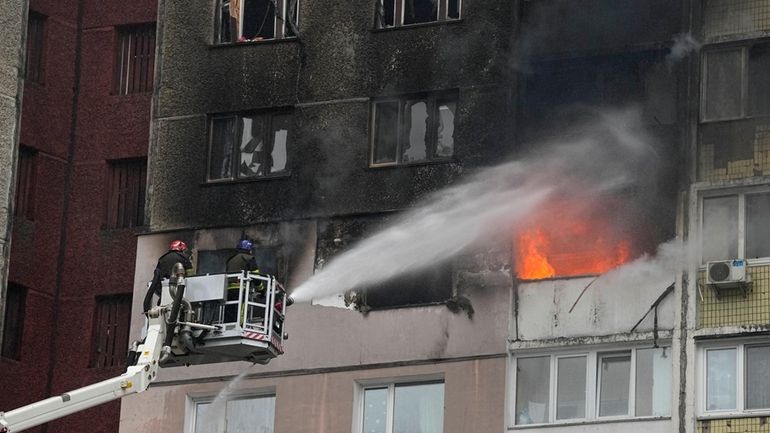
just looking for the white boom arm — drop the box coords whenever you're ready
[0,308,169,433]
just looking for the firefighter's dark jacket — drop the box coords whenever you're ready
[143,250,193,312]
[226,252,259,273]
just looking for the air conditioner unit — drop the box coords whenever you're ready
[706,259,751,297]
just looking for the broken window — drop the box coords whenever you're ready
[90,294,132,368]
[106,158,147,229]
[115,24,155,95]
[208,111,291,181]
[513,347,671,425]
[216,0,299,44]
[370,92,457,166]
[702,43,770,121]
[192,394,275,433]
[377,0,461,28]
[361,262,453,310]
[701,190,770,262]
[359,381,444,433]
[14,146,36,221]
[1,283,26,360]
[25,11,46,84]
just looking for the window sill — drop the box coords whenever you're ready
[364,300,448,312]
[209,36,299,49]
[371,18,463,33]
[697,411,770,421]
[699,113,770,124]
[368,158,458,170]
[202,171,292,186]
[509,416,671,430]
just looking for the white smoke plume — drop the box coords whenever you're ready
[666,32,702,66]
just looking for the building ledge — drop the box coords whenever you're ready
[509,416,671,430]
[508,331,673,351]
[693,325,770,339]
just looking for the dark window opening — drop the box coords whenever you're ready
[106,159,147,229]
[25,12,46,84]
[90,294,132,368]
[2,283,26,360]
[749,43,770,117]
[217,0,299,43]
[362,262,453,309]
[404,0,438,25]
[209,111,291,181]
[371,92,457,166]
[115,24,155,95]
[377,0,459,28]
[14,146,36,221]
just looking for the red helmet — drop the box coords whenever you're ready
[169,240,188,252]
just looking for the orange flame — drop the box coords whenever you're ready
[514,198,637,280]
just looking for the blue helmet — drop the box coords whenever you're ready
[237,239,253,252]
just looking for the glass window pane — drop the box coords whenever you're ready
[194,402,214,433]
[746,345,770,410]
[210,117,236,180]
[435,99,455,158]
[636,347,672,417]
[226,397,275,433]
[363,388,388,433]
[702,196,738,262]
[373,101,399,164]
[240,116,266,177]
[448,0,460,19]
[706,348,737,411]
[556,356,586,420]
[393,383,444,433]
[270,114,290,173]
[404,0,438,24]
[402,100,428,163]
[703,49,743,121]
[749,44,770,117]
[746,193,770,259]
[380,0,395,27]
[515,356,550,425]
[598,354,631,417]
[243,0,276,40]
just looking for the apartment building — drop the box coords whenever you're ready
[0,1,156,432]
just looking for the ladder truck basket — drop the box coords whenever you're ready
[161,271,288,367]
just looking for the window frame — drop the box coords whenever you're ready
[207,110,292,183]
[14,145,37,221]
[187,391,277,433]
[510,345,672,427]
[698,186,770,265]
[105,158,147,229]
[114,23,156,95]
[369,91,458,167]
[697,339,770,418]
[375,0,462,29]
[215,0,300,45]
[25,11,46,84]
[89,294,132,368]
[1,283,27,361]
[700,41,770,123]
[355,376,445,433]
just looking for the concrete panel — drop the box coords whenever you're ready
[513,419,672,433]
[516,276,675,341]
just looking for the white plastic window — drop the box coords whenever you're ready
[192,395,275,433]
[360,382,444,433]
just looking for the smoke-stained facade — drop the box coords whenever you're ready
[115,2,768,433]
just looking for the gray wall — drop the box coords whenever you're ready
[0,0,27,351]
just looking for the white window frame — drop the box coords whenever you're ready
[378,0,462,28]
[698,185,770,265]
[354,375,445,433]
[185,391,276,433]
[697,339,770,418]
[510,345,672,428]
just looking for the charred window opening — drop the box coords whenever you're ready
[106,158,147,229]
[25,11,46,84]
[14,146,36,221]
[198,246,287,282]
[1,283,26,360]
[90,294,132,368]
[701,43,770,122]
[216,0,299,44]
[377,0,460,28]
[208,111,291,181]
[370,92,457,166]
[701,190,770,262]
[115,24,156,95]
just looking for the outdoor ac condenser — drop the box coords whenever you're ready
[706,259,751,297]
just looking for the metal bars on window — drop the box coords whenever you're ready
[14,146,36,221]
[90,294,132,368]
[106,159,147,229]
[25,12,46,84]
[115,24,156,95]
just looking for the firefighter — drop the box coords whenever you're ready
[142,240,193,313]
[224,239,262,323]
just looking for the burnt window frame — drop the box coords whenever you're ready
[375,0,461,29]
[369,91,458,167]
[114,23,156,95]
[215,0,300,45]
[1,283,27,361]
[25,11,46,84]
[105,158,147,229]
[357,261,454,310]
[14,146,37,221]
[700,40,770,122]
[90,294,132,368]
[207,110,293,183]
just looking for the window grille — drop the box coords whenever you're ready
[115,24,155,94]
